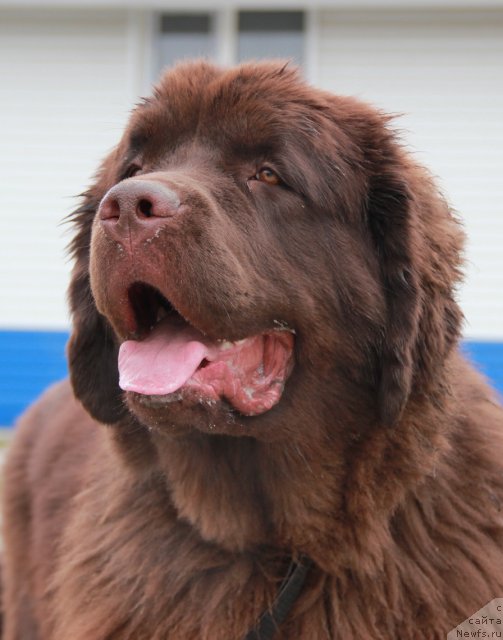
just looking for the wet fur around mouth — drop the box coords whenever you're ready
[2,60,503,640]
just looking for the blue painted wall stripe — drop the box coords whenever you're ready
[0,330,69,426]
[0,330,502,427]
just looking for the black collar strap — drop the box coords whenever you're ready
[243,555,313,640]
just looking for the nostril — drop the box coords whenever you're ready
[137,198,154,218]
[100,198,121,221]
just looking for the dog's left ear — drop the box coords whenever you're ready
[319,99,448,425]
[367,167,422,426]
[367,157,463,426]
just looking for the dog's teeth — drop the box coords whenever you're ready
[156,307,168,323]
[273,319,296,334]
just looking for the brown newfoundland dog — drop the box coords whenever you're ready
[3,61,503,639]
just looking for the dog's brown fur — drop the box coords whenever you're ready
[3,61,503,639]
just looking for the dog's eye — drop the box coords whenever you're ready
[255,167,281,186]
[121,164,141,180]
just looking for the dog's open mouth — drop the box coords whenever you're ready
[117,283,295,416]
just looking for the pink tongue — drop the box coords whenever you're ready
[118,320,217,396]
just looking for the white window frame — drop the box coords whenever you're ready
[147,8,319,84]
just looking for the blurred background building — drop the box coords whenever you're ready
[1,0,502,426]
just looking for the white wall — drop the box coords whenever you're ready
[0,8,148,328]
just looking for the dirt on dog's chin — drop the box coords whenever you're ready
[124,388,258,437]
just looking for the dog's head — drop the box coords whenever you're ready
[68,60,464,442]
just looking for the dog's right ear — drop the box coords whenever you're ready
[66,159,128,425]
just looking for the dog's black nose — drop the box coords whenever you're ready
[98,177,184,243]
